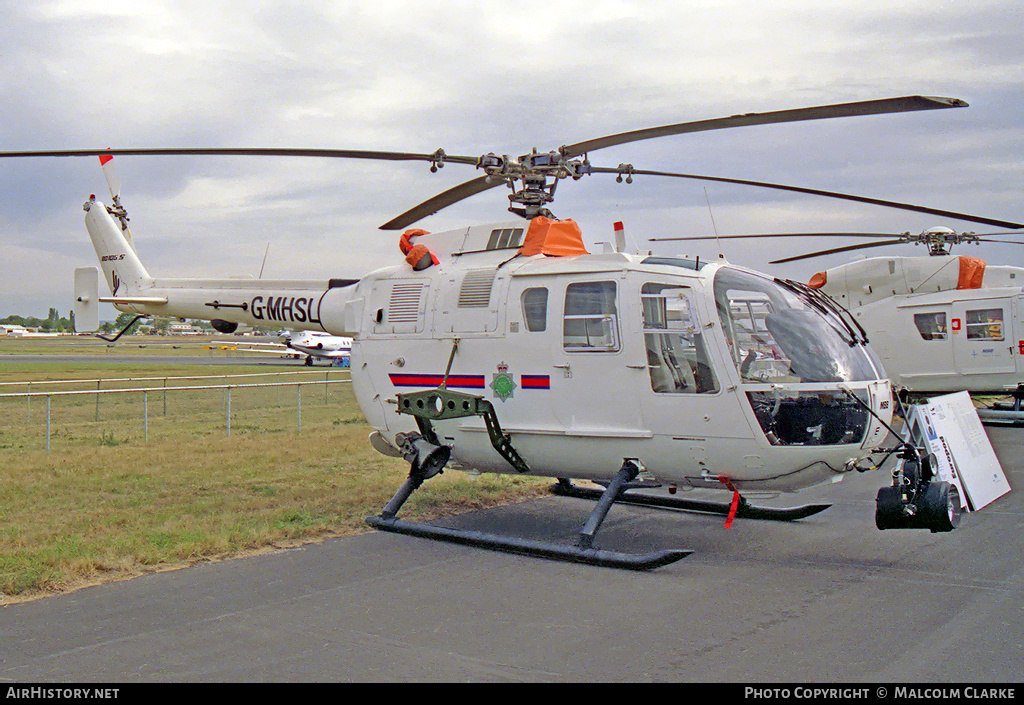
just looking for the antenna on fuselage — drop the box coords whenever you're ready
[704,187,725,260]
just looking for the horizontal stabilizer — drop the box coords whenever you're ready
[99,295,169,305]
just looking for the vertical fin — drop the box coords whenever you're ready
[84,195,153,297]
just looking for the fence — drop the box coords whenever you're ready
[0,370,354,452]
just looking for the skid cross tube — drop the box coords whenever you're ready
[554,479,831,522]
[367,459,692,570]
[379,473,424,520]
[576,461,639,548]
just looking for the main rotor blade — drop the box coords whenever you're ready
[379,175,502,230]
[561,96,967,158]
[649,232,903,242]
[0,147,480,165]
[769,240,909,264]
[593,167,1024,230]
[978,237,1024,245]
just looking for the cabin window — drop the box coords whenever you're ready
[563,281,619,352]
[913,312,948,340]
[521,287,548,332]
[641,283,718,393]
[486,228,524,250]
[966,308,1004,340]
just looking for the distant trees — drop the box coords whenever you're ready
[1,309,76,332]
[100,316,215,335]
[3,310,220,335]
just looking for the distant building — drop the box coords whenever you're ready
[167,323,204,335]
[1,325,61,337]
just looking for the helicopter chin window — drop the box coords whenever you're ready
[747,390,869,446]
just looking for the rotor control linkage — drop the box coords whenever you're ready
[367,458,692,570]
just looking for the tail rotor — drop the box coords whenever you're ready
[98,154,135,252]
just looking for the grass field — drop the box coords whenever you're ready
[0,335,550,602]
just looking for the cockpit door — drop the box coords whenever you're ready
[636,279,755,473]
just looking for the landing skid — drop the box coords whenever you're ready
[976,384,1024,426]
[366,453,692,571]
[552,479,831,522]
[366,516,689,570]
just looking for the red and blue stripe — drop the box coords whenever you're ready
[389,373,551,390]
[389,373,485,389]
[520,375,551,389]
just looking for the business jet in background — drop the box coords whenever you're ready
[281,330,353,366]
[214,330,353,366]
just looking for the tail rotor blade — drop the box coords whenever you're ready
[98,154,120,200]
[96,154,135,252]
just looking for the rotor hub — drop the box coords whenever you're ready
[903,226,980,255]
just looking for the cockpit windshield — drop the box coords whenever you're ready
[713,267,880,384]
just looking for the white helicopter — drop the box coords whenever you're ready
[655,226,1024,419]
[8,95,1017,569]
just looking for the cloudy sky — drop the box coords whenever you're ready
[1,0,1022,320]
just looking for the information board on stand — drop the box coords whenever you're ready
[905,391,1011,511]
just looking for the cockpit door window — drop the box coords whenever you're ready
[641,283,718,393]
[966,308,1004,340]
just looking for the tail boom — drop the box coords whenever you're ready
[83,196,360,335]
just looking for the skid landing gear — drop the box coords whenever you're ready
[553,479,831,522]
[976,384,1024,426]
[366,452,692,570]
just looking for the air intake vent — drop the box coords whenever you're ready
[458,269,496,308]
[389,283,424,322]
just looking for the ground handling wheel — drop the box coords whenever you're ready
[875,481,961,532]
[918,481,961,533]
[875,485,910,530]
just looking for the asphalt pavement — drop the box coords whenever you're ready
[1,426,1021,683]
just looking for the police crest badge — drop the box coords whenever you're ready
[490,361,516,401]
